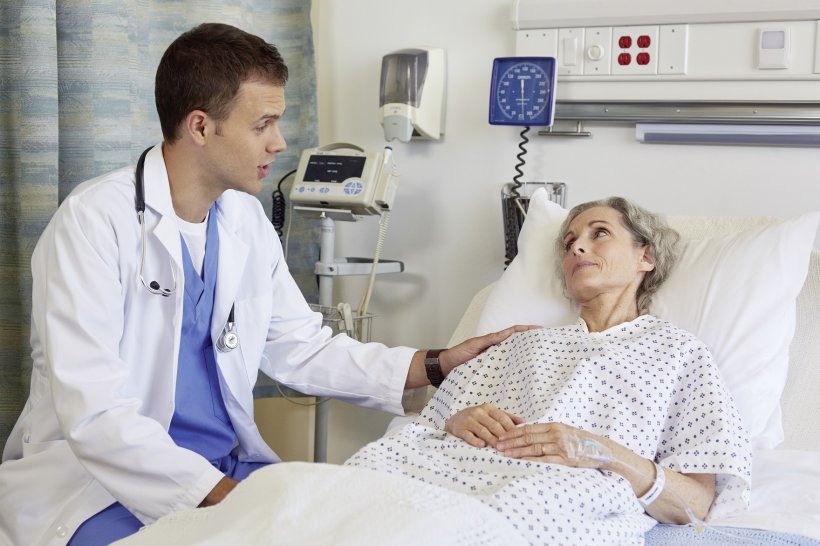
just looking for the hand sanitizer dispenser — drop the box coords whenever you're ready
[380,48,446,142]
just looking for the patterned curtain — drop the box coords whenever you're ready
[0,0,318,450]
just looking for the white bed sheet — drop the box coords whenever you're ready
[113,445,820,546]
[113,462,528,546]
[706,449,820,540]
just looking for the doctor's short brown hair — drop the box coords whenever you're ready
[155,22,289,142]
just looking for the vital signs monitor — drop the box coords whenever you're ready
[289,143,396,217]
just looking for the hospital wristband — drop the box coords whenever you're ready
[638,461,666,508]
[424,349,445,388]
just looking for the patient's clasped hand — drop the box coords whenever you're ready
[347,197,752,545]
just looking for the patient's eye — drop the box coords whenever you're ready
[593,228,609,238]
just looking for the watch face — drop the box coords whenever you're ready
[489,57,556,126]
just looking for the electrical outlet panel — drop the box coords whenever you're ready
[514,15,820,102]
[611,25,659,75]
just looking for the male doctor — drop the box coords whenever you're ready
[0,23,526,546]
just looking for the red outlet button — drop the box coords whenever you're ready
[618,53,632,65]
[636,52,650,65]
[618,36,632,49]
[637,35,651,48]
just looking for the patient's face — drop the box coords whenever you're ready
[560,206,653,305]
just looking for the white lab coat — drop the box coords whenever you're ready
[0,145,415,546]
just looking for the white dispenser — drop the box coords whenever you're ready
[379,48,446,142]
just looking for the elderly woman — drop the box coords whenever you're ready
[347,197,751,545]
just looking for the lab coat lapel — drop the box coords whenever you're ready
[211,197,249,338]
[141,145,183,273]
[211,195,251,396]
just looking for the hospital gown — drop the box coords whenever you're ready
[346,315,752,546]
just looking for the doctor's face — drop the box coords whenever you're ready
[204,80,287,196]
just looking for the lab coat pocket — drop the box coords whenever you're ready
[204,347,232,425]
[234,292,271,382]
[22,437,66,458]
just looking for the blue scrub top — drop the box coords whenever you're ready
[168,208,237,462]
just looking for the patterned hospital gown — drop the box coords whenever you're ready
[346,315,752,546]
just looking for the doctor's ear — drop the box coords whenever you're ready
[183,110,211,145]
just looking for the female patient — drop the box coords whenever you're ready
[347,197,751,545]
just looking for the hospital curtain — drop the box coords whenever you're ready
[0,0,318,451]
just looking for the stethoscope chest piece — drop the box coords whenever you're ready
[217,325,239,352]
[216,305,239,352]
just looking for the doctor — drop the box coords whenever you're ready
[0,23,527,546]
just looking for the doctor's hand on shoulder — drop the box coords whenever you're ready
[405,324,538,389]
[442,324,539,374]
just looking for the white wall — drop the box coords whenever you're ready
[308,0,820,462]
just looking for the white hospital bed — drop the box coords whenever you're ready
[115,202,820,545]
[437,260,820,544]
[431,207,820,545]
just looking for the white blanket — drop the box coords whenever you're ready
[113,462,528,546]
[347,319,751,546]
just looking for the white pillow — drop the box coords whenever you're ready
[476,191,577,336]
[476,188,820,450]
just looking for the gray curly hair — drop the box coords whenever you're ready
[554,197,681,313]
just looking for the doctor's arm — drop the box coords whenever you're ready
[404,325,536,388]
[199,477,239,507]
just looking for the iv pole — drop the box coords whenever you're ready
[310,210,402,463]
[313,214,335,465]
[285,142,401,463]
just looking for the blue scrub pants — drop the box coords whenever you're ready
[68,458,268,545]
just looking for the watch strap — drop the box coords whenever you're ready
[424,349,445,388]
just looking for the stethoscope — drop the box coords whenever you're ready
[135,146,239,352]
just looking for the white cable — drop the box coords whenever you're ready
[274,381,328,407]
[357,210,390,328]
[514,196,528,217]
[355,147,397,331]
[283,201,294,260]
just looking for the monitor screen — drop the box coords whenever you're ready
[302,155,366,183]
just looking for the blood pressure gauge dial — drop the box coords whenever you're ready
[488,57,556,126]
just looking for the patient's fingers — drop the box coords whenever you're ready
[444,404,523,448]
[487,406,523,432]
[502,440,565,463]
[496,422,609,468]
[497,423,562,454]
[476,405,524,446]
[462,430,487,448]
[444,405,488,445]
[496,422,548,445]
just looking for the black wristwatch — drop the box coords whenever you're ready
[425,349,445,388]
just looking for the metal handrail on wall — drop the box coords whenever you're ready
[553,101,820,125]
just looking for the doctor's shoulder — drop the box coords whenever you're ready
[58,166,139,218]
[36,166,139,249]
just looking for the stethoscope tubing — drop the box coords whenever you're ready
[135,145,238,351]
